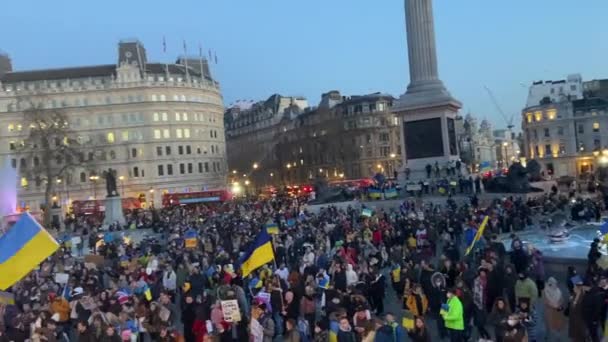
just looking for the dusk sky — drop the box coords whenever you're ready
[1,0,607,129]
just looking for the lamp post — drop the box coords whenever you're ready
[89,175,99,200]
[502,142,509,168]
[118,176,125,196]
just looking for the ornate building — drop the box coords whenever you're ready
[225,91,402,188]
[522,74,608,177]
[456,114,497,170]
[0,40,227,212]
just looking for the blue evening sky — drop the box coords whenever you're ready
[1,0,607,129]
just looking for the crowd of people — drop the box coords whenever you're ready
[0,190,607,342]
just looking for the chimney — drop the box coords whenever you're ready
[0,52,12,78]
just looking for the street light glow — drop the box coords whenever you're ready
[253,163,259,169]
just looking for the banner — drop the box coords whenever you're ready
[368,189,382,199]
[465,216,489,256]
[0,291,15,305]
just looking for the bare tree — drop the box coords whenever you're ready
[18,100,94,227]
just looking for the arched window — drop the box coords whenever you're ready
[107,132,115,143]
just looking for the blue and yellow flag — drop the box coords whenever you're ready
[384,188,398,199]
[465,216,489,256]
[238,229,275,277]
[0,213,59,290]
[480,161,492,173]
[265,222,279,235]
[368,189,382,199]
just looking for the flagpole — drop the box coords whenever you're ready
[183,40,190,83]
[163,36,169,81]
[198,43,204,82]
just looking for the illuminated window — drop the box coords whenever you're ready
[161,112,168,121]
[154,129,161,139]
[534,111,542,122]
[106,132,115,143]
[176,129,183,138]
[526,113,533,123]
[160,94,166,101]
[183,112,188,121]
[163,129,170,138]
[122,131,129,141]
[16,124,22,131]
[153,112,159,121]
[151,94,158,101]
[21,177,28,187]
[175,112,181,121]
[546,109,556,120]
[184,128,190,138]
[593,122,600,132]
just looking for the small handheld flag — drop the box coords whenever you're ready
[265,222,279,235]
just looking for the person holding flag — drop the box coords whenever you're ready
[238,229,275,278]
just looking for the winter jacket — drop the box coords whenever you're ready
[514,278,538,305]
[440,296,464,331]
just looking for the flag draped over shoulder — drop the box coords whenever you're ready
[0,213,59,290]
[465,216,489,256]
[238,229,275,277]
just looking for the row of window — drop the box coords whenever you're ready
[152,112,218,123]
[527,122,601,141]
[525,109,558,123]
[157,161,222,176]
[152,128,221,141]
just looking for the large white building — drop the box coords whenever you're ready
[522,74,608,178]
[0,40,227,213]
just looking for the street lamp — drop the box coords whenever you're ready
[118,176,125,196]
[390,153,396,159]
[286,163,292,169]
[253,163,259,169]
[89,175,99,200]
[232,170,237,174]
[603,148,608,156]
[244,180,250,185]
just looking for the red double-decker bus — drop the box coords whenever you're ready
[162,189,232,207]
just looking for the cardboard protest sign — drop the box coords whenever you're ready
[221,299,241,322]
[54,273,69,284]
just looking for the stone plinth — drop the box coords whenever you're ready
[103,196,126,227]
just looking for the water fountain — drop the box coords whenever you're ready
[0,156,19,231]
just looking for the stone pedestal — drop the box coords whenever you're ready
[50,206,65,231]
[103,196,126,227]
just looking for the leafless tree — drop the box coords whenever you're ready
[18,99,95,226]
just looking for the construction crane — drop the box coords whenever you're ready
[484,86,514,131]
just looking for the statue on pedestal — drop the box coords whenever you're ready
[103,168,118,197]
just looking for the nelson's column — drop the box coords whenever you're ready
[393,0,462,181]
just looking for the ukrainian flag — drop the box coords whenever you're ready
[384,188,398,199]
[265,222,279,235]
[368,189,382,199]
[465,216,490,256]
[0,213,59,290]
[238,229,275,277]
[480,161,492,172]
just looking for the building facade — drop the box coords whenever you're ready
[225,91,402,188]
[522,74,608,177]
[0,40,227,212]
[455,114,497,170]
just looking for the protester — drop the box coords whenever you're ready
[0,191,604,342]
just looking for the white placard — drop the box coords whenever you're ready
[220,299,241,322]
[71,236,82,245]
[54,273,69,284]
